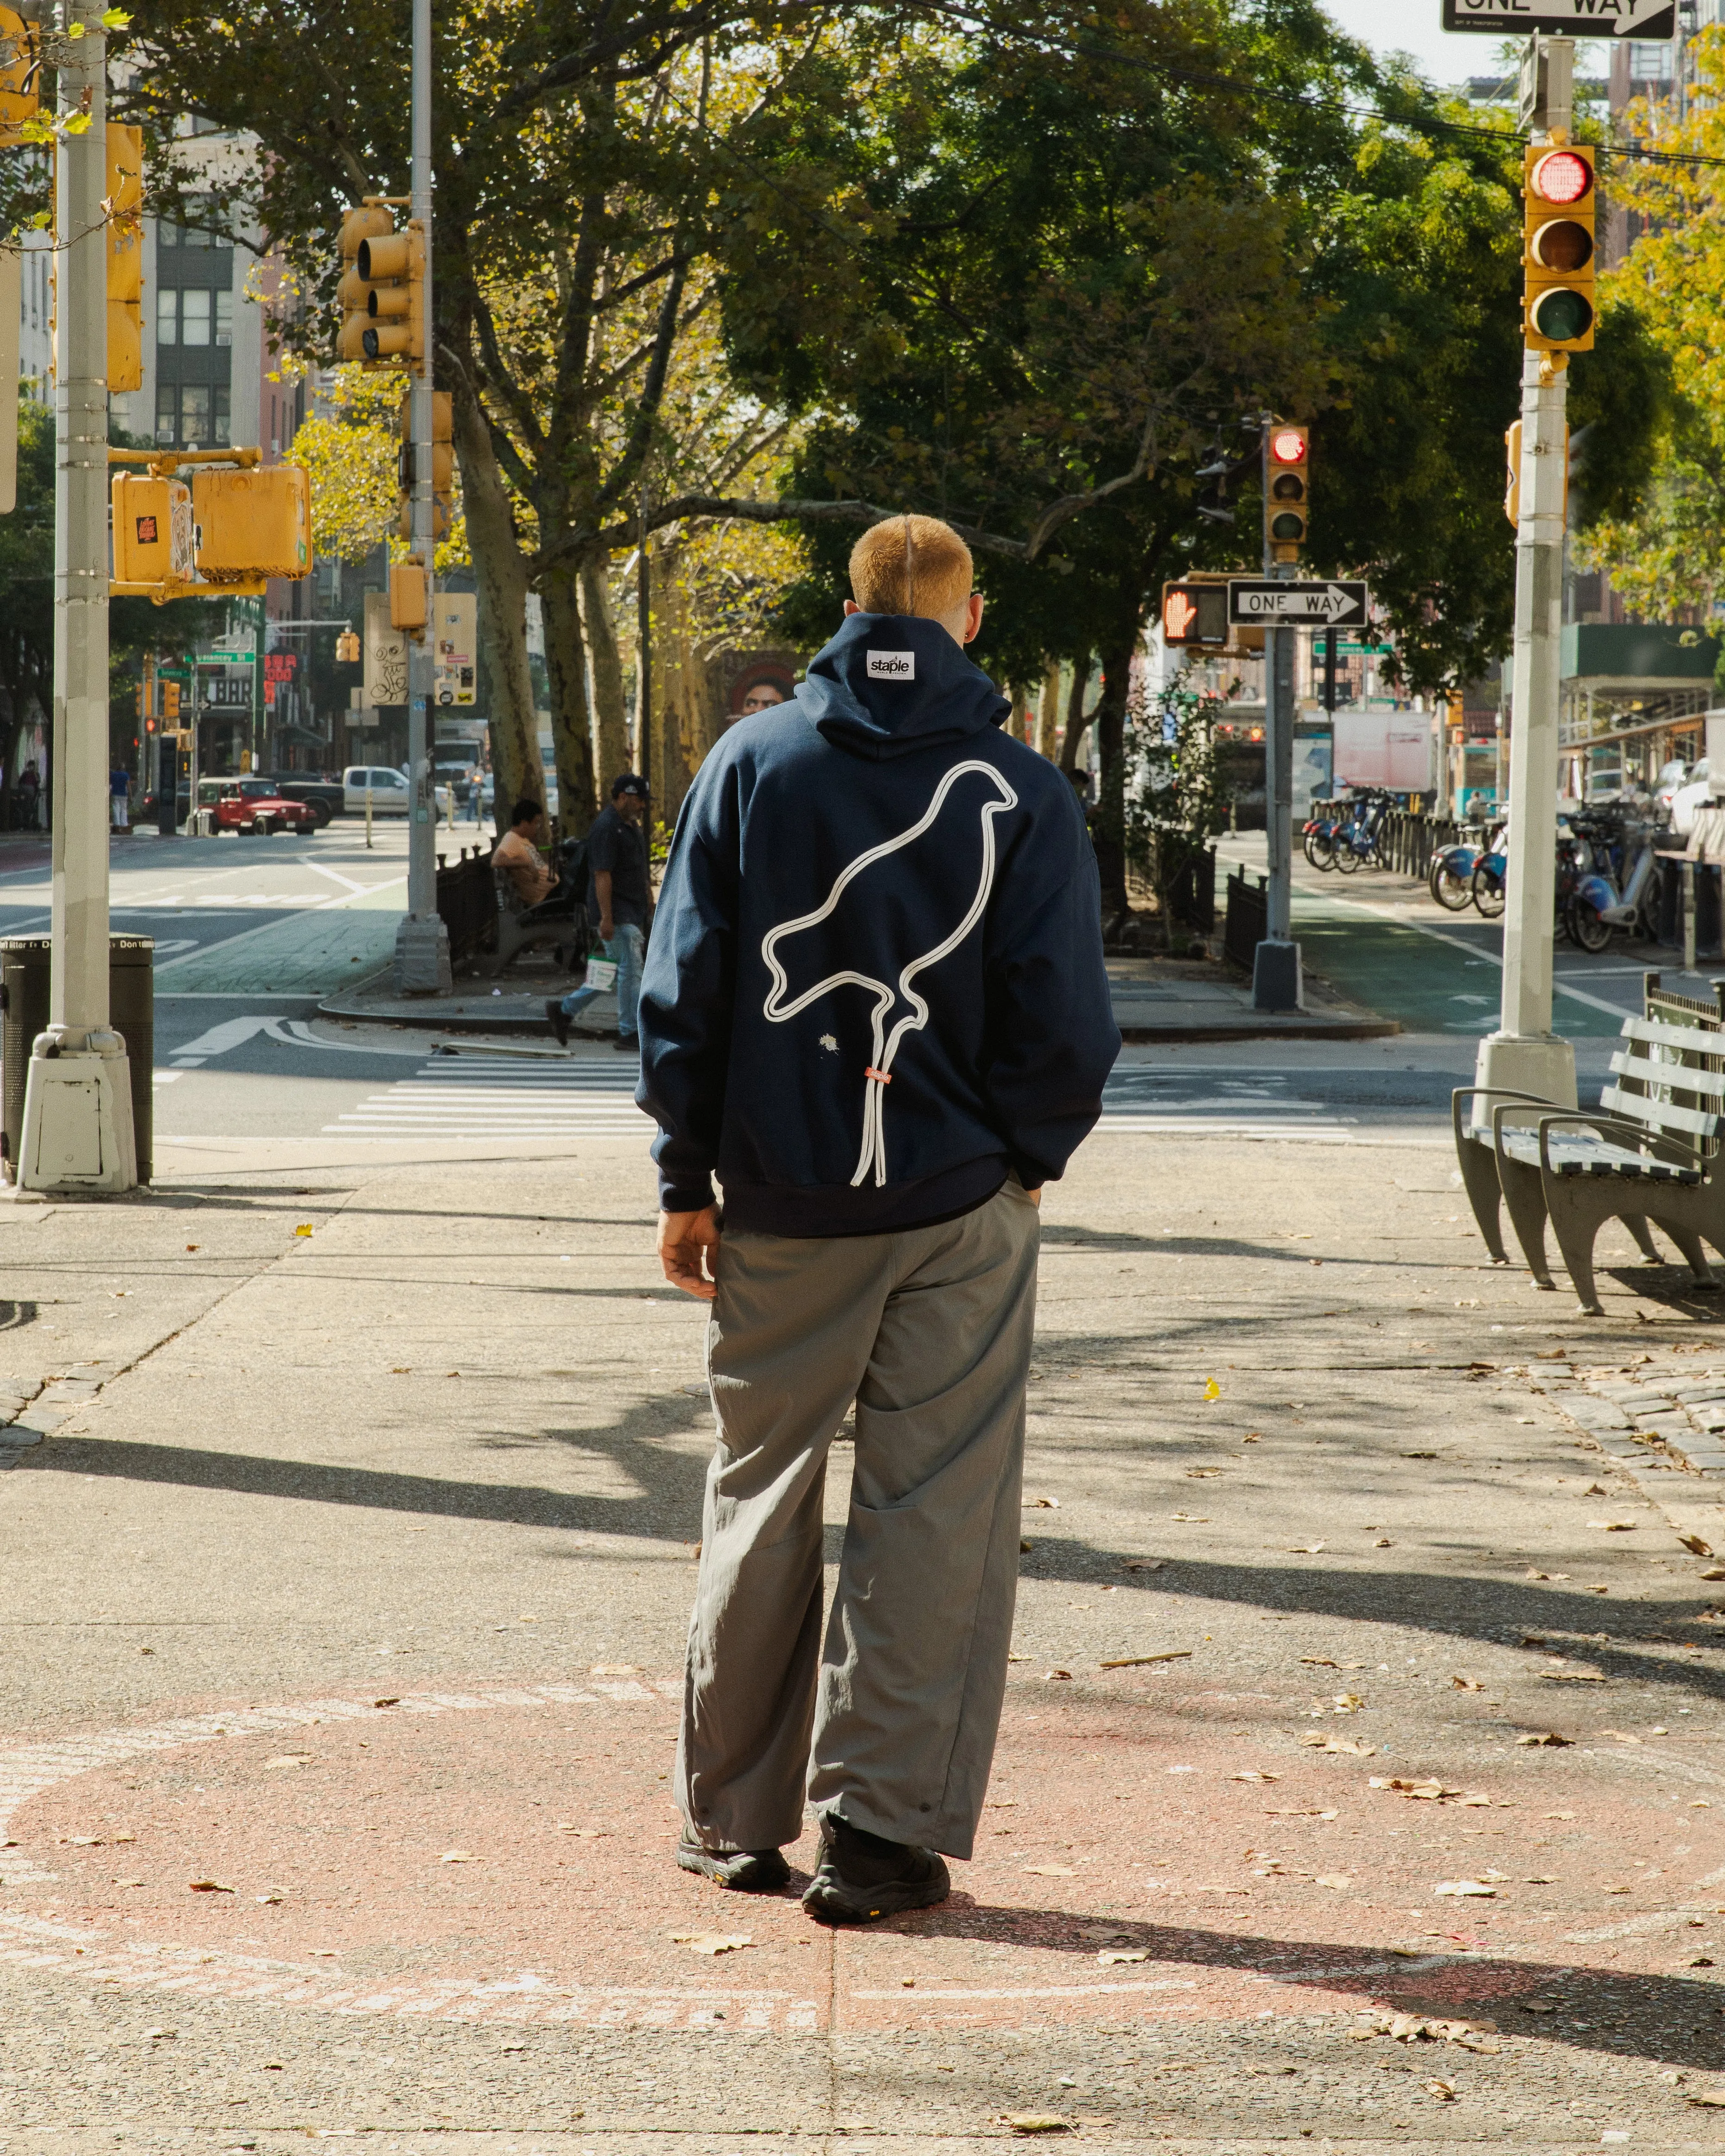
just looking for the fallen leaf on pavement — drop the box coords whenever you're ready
[1700,1566,1725,1582]
[1538,1668,1605,1683]
[1232,1769,1279,1783]
[1516,1731,1572,1746]
[1043,1669,1073,1681]
[1588,1520,1636,1533]
[1435,1880,1496,1897]
[1300,1655,1339,1667]
[1314,1873,1353,1889]
[1099,1651,1191,1668]
[294,1225,313,1237]
[1186,1467,1222,1478]
[1025,1865,1076,1878]
[556,1825,603,1837]
[1518,1999,1559,2013]
[439,1851,476,1863]
[1426,2079,1457,2100]
[1000,2115,1070,2134]
[1287,1542,1325,1554]
[1370,1777,1459,1801]
[1121,1559,1164,1571]
[1597,1730,1641,1744]
[1299,1734,1376,1756]
[1026,1496,1060,1509]
[1267,1807,1338,1819]
[1451,1674,1485,1691]
[187,1880,234,1893]
[1097,1949,1148,1964]
[1688,2090,1725,2108]
[255,1892,284,1905]
[590,1664,640,1675]
[1203,1380,1221,1402]
[1169,1513,1209,1523]
[1679,1534,1714,1557]
[372,1698,401,1709]
[670,1933,754,1955]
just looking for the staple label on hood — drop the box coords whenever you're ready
[866,650,916,681]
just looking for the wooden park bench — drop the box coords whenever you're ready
[1452,972,1725,1315]
[491,854,586,977]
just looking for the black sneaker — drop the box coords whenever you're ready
[676,1838,790,1892]
[614,1034,638,1054]
[545,999,570,1047]
[801,1814,950,1925]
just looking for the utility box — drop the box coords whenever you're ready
[192,464,312,583]
[0,936,153,1183]
[112,474,193,588]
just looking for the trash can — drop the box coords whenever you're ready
[0,936,155,1184]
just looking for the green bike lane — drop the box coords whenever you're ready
[1291,881,1632,1040]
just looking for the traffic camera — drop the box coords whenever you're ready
[1523,143,1595,354]
[1265,425,1309,561]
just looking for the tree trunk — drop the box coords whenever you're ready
[582,558,630,789]
[541,568,598,833]
[1035,665,1062,759]
[1059,655,1093,775]
[452,387,537,839]
[1092,638,1132,926]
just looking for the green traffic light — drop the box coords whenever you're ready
[1530,286,1593,344]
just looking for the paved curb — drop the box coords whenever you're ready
[1523,1353,1725,1562]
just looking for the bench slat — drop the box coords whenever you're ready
[1498,1126,1702,1182]
[1621,1015,1725,1056]
[1610,1050,1725,1099]
[1600,1084,1718,1138]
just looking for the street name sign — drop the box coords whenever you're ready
[1441,0,1675,35]
[1227,579,1369,627]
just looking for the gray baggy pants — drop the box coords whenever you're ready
[675,1179,1040,1863]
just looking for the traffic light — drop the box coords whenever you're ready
[335,628,360,663]
[1523,142,1595,354]
[0,5,38,145]
[357,222,425,366]
[336,204,395,363]
[111,472,194,590]
[398,388,453,538]
[106,123,145,394]
[1161,580,1229,649]
[1265,424,1309,560]
[163,680,181,722]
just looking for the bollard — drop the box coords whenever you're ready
[365,786,374,850]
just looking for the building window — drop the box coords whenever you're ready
[181,287,211,346]
[215,288,232,348]
[156,286,177,344]
[155,384,175,445]
[213,385,230,445]
[1630,40,1673,79]
[180,384,210,442]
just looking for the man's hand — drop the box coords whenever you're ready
[1027,1187,1042,1208]
[599,918,615,944]
[659,1206,721,1300]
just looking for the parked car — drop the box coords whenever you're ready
[198,778,318,836]
[341,765,455,817]
[251,772,343,826]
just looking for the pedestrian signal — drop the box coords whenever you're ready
[1266,424,1309,560]
[111,472,194,591]
[1161,581,1228,648]
[191,464,312,587]
[336,204,395,363]
[0,6,39,146]
[106,124,145,394]
[1524,143,1595,353]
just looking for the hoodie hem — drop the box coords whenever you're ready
[720,1154,1008,1240]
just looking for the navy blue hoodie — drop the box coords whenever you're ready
[637,612,1121,1237]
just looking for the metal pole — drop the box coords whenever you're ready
[1475,33,1578,1122]
[18,0,136,1189]
[394,0,451,991]
[1252,416,1301,1011]
[637,527,651,793]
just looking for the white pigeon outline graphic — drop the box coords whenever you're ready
[761,758,1019,1187]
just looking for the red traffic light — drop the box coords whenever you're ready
[1530,150,1592,206]
[1269,426,1308,466]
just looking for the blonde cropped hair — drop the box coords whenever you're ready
[848,514,974,619]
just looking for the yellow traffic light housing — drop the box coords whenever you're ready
[335,628,361,664]
[192,464,312,586]
[162,679,180,722]
[1523,143,1595,354]
[112,472,194,589]
[358,223,425,366]
[106,123,145,394]
[337,204,395,363]
[0,6,39,145]
[398,388,453,539]
[1266,424,1309,561]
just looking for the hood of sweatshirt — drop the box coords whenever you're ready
[798,612,1010,761]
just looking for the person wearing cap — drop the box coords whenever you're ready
[638,513,1119,1923]
[574,772,652,1052]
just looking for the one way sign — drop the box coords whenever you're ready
[1227,579,1369,626]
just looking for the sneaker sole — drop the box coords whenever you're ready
[801,1864,951,1926]
[676,1845,791,1893]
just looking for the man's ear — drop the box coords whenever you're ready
[962,593,984,645]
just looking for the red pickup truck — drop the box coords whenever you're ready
[211,779,319,835]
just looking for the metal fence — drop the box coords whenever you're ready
[1223,865,1267,971]
[1306,801,1468,879]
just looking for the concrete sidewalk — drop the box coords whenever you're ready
[1,1126,1725,2146]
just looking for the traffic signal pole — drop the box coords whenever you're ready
[15,0,137,1192]
[394,0,451,992]
[1253,418,1301,1013]
[1474,32,1578,1125]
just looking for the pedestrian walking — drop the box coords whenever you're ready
[109,766,130,832]
[638,512,1119,1923]
[16,761,38,831]
[585,773,651,1054]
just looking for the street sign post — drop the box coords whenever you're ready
[1442,0,1674,33]
[1228,580,1369,627]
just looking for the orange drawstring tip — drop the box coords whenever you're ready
[864,1067,892,1084]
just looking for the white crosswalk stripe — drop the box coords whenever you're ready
[325,1057,1352,1142]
